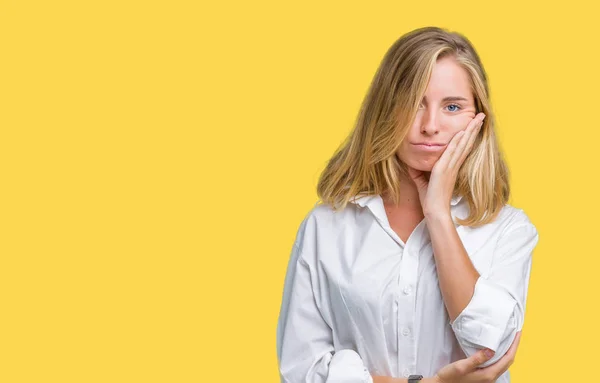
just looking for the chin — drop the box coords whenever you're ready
[398,151,440,173]
[405,159,436,172]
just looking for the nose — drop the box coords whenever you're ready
[420,112,439,135]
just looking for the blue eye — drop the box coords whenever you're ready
[447,104,461,112]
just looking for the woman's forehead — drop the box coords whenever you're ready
[423,60,473,102]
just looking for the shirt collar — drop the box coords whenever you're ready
[349,193,466,224]
[350,193,463,208]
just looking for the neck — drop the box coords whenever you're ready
[383,171,426,210]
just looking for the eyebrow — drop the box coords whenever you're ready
[422,96,470,103]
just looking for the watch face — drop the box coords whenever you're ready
[408,375,423,382]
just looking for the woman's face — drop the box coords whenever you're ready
[396,56,478,172]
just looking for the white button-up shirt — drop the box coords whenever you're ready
[276,193,539,383]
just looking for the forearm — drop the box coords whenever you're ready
[372,376,438,383]
[425,211,479,322]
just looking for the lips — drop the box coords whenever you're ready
[412,143,447,151]
[412,142,445,146]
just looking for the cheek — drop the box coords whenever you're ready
[396,142,410,162]
[444,115,472,133]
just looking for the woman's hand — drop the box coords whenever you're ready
[407,113,486,217]
[371,332,520,383]
[432,331,522,383]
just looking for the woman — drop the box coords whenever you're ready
[276,26,539,383]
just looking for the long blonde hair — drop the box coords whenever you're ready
[316,26,509,227]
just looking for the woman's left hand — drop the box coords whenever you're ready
[408,112,486,217]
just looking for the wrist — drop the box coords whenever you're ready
[424,209,453,224]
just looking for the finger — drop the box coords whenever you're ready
[465,119,483,151]
[448,116,484,169]
[446,127,472,170]
[508,331,522,353]
[435,128,465,170]
[499,331,522,363]
[441,115,480,170]
[461,348,496,372]
[475,331,523,377]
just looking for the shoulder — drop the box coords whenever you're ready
[458,202,537,252]
[296,200,358,234]
[477,203,539,251]
[292,200,363,256]
[462,201,535,233]
[456,203,539,270]
[495,203,537,236]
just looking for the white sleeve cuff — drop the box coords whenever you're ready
[450,276,518,366]
[326,349,373,383]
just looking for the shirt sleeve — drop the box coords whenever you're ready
[276,215,373,383]
[449,210,539,368]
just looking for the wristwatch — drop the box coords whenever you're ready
[408,375,423,383]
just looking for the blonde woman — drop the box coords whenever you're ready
[276,26,539,383]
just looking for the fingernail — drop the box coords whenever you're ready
[484,349,494,357]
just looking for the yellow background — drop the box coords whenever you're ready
[1,1,597,382]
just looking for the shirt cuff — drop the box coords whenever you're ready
[326,349,373,383]
[450,276,517,363]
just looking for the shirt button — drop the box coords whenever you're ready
[402,286,412,295]
[402,327,411,336]
[402,368,410,377]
